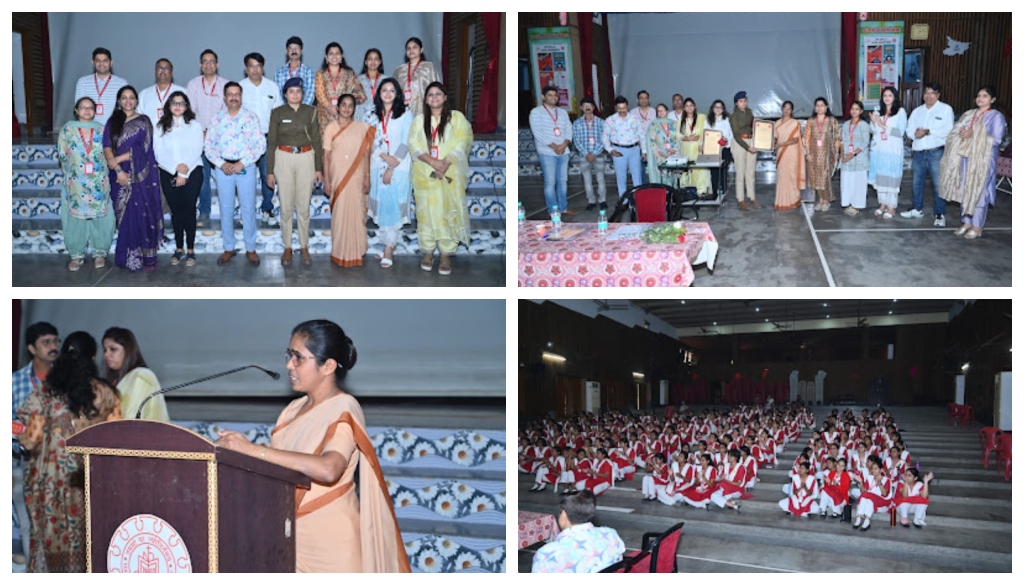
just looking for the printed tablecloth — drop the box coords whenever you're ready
[518,221,718,287]
[518,510,559,549]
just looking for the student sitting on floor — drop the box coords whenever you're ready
[710,449,745,512]
[852,456,896,531]
[680,453,718,510]
[780,461,819,517]
[819,457,851,518]
[895,468,933,528]
[531,445,566,492]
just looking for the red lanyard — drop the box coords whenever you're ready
[94,74,112,99]
[969,109,988,130]
[816,116,825,138]
[202,77,217,97]
[327,68,342,93]
[289,64,300,79]
[639,108,649,122]
[543,104,559,125]
[585,117,594,134]
[155,84,171,108]
[381,109,392,152]
[368,73,380,101]
[407,60,421,89]
[77,128,95,156]
[660,122,672,142]
[849,120,857,144]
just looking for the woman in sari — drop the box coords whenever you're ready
[315,42,366,138]
[940,85,1007,239]
[216,320,410,573]
[102,85,164,271]
[409,82,473,276]
[57,97,115,271]
[393,37,442,119]
[323,94,375,267]
[803,97,841,211]
[357,48,385,123]
[16,332,121,573]
[868,87,907,219]
[367,78,413,268]
[773,100,806,210]
[645,103,679,185]
[840,101,871,215]
[102,327,169,422]
[676,98,711,195]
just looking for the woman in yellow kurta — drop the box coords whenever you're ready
[774,100,806,210]
[409,82,473,276]
[676,98,711,194]
[216,320,410,573]
[323,94,375,267]
[102,327,169,422]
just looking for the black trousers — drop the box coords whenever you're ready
[710,147,733,196]
[159,167,202,250]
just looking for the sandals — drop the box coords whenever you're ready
[882,212,894,220]
[171,250,185,266]
[844,207,860,216]
[420,253,433,272]
[380,246,394,268]
[93,257,106,269]
[439,255,452,276]
[68,258,82,272]
[874,208,884,216]
[955,225,971,237]
[964,229,982,240]
[185,252,196,267]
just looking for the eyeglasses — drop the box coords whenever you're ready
[285,349,315,365]
[201,59,217,65]
[169,101,187,107]
[156,66,172,71]
[38,337,62,347]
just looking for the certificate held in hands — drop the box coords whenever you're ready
[752,119,775,152]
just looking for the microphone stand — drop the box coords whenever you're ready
[135,365,280,419]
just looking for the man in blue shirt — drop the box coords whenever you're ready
[12,322,60,567]
[572,97,608,212]
[531,489,624,573]
[275,36,315,106]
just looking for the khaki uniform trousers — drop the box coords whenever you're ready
[275,149,315,248]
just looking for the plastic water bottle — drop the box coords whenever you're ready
[550,205,562,235]
[517,201,526,226]
[597,209,608,234]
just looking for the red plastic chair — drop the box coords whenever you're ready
[600,550,652,573]
[996,433,1012,480]
[618,521,685,573]
[962,406,977,428]
[950,404,965,427]
[980,427,1002,468]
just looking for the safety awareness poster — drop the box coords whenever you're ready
[527,26,576,112]
[859,21,904,102]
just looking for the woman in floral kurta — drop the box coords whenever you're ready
[57,97,115,271]
[803,97,842,211]
[314,42,366,138]
[393,37,442,119]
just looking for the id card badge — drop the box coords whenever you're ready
[404,88,412,102]
[430,145,439,159]
[331,98,338,106]
[96,103,104,116]
[553,127,562,138]
[816,139,823,147]
[880,130,888,141]
[588,136,595,146]
[84,162,95,175]
[157,108,163,119]
[848,144,855,154]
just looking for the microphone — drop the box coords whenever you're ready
[135,364,280,419]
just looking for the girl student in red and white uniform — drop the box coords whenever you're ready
[789,448,816,480]
[577,447,614,496]
[667,451,698,506]
[609,438,637,482]
[884,445,907,482]
[641,453,677,504]
[740,444,759,490]
[895,468,933,528]
[817,444,841,483]
[851,456,896,531]
[629,432,648,469]
[530,445,567,492]
[690,440,710,466]
[661,425,681,458]
[712,441,729,472]
[681,453,718,510]
[561,447,591,495]
[757,429,778,468]
[519,438,551,474]
[819,457,851,518]
[710,449,745,511]
[780,461,819,516]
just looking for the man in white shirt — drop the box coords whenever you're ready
[186,49,230,226]
[73,47,127,126]
[630,90,655,171]
[667,94,685,122]
[529,86,574,216]
[901,82,954,226]
[137,58,185,125]
[239,52,283,226]
[603,96,646,198]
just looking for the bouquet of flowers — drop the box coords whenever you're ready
[640,221,688,244]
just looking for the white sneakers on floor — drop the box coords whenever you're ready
[900,208,925,219]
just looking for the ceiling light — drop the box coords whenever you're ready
[713,322,717,326]
[962,363,970,372]
[680,301,685,304]
[755,307,760,312]
[765,319,769,322]
[826,315,830,318]
[542,351,566,363]
[633,372,645,379]
[823,303,828,307]
[889,311,893,315]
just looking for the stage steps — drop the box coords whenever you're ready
[12,132,506,256]
[518,405,1010,572]
[179,421,505,573]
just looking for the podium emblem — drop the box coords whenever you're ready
[107,514,192,573]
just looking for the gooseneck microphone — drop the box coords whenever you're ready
[134,365,280,419]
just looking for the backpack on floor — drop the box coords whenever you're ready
[841,504,853,523]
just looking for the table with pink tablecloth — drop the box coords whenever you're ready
[518,510,559,549]
[518,221,718,287]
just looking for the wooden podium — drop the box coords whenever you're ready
[67,420,310,573]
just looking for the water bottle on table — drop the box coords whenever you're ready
[550,205,562,235]
[597,209,608,234]
[518,201,526,226]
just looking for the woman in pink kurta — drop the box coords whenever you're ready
[216,320,409,572]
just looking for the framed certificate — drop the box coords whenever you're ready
[752,119,775,151]
[701,130,723,156]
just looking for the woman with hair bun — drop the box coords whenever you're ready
[215,319,410,572]
[15,332,121,572]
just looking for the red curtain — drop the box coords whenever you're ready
[840,13,859,116]
[473,13,501,134]
[441,14,451,93]
[578,13,594,106]
[13,300,22,371]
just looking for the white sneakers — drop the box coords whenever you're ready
[900,208,925,219]
[934,215,946,227]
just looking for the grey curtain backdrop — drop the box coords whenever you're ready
[49,12,444,125]
[20,300,504,398]
[608,13,841,118]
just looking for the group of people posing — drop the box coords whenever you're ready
[530,82,1006,240]
[60,36,472,275]
[519,403,933,533]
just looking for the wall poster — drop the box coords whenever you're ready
[527,26,576,112]
[859,21,904,103]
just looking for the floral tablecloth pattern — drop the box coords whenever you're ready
[518,222,718,287]
[518,510,559,549]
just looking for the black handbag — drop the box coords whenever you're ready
[841,503,853,523]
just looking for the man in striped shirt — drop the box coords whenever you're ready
[529,86,574,216]
[274,36,315,106]
[73,47,127,126]
[571,97,607,211]
[186,49,229,225]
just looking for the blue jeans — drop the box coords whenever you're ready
[199,154,214,216]
[538,152,569,214]
[911,147,946,215]
[257,145,274,213]
[13,457,30,558]
[612,145,644,197]
[215,165,258,252]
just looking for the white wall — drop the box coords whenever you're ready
[20,300,504,398]
[13,32,28,123]
[49,12,443,125]
[609,13,841,118]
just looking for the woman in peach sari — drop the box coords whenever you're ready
[323,94,375,267]
[216,320,410,573]
[774,100,806,210]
